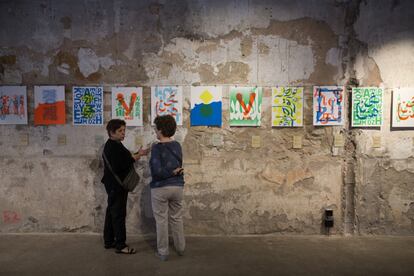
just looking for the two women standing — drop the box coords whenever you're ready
[101,115,185,260]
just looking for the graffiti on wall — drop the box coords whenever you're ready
[2,210,21,224]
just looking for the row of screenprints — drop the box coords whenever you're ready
[0,86,413,128]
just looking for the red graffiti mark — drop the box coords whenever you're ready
[236,92,256,119]
[3,211,21,224]
[116,93,137,117]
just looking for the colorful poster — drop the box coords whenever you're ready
[229,86,262,126]
[352,87,383,127]
[392,88,414,127]
[34,86,66,125]
[72,86,103,125]
[190,86,222,126]
[0,86,27,125]
[112,87,143,126]
[313,86,344,126]
[151,86,183,125]
[272,87,303,127]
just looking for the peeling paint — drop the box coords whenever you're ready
[240,36,253,57]
[0,0,413,236]
[77,48,100,78]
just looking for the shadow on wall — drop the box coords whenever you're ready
[91,144,106,232]
[135,181,157,250]
[137,159,157,250]
[139,183,156,234]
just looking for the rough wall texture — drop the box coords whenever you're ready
[352,0,414,234]
[0,0,413,235]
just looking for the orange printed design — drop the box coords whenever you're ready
[34,86,66,125]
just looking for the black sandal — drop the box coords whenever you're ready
[115,246,136,254]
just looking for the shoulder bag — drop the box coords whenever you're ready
[102,153,140,192]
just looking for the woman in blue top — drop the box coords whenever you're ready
[150,115,185,261]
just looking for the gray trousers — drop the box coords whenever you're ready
[151,186,185,255]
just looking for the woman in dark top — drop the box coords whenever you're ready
[150,115,185,261]
[101,119,148,254]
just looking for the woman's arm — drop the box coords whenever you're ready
[132,147,149,161]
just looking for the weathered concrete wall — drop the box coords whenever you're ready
[0,0,412,235]
[352,0,414,234]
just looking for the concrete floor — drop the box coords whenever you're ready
[0,234,413,275]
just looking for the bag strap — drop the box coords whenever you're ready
[102,152,124,186]
[162,143,182,165]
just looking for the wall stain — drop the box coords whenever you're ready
[250,18,339,83]
[0,55,16,65]
[199,61,250,83]
[403,202,414,231]
[258,42,270,55]
[240,36,253,57]
[60,16,71,29]
[356,163,414,234]
[0,54,17,75]
[23,162,34,173]
[195,42,219,54]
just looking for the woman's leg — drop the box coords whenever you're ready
[103,184,115,248]
[168,186,185,253]
[103,202,114,247]
[110,189,128,250]
[151,188,169,256]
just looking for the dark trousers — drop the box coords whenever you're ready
[103,184,128,250]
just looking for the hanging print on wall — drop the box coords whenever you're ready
[0,86,27,125]
[229,86,262,126]
[34,86,66,125]
[313,86,344,126]
[151,86,183,125]
[392,88,414,128]
[73,86,103,125]
[112,87,143,126]
[190,86,222,126]
[351,87,383,127]
[272,87,303,127]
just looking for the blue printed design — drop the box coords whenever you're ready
[191,101,222,126]
[73,87,103,125]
